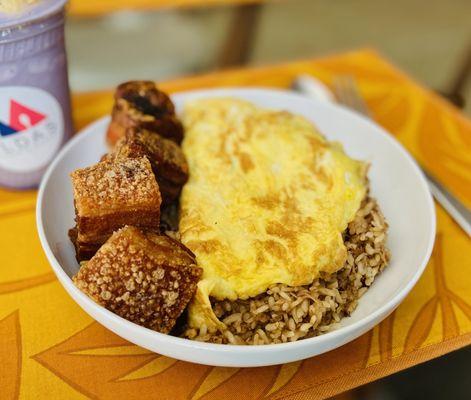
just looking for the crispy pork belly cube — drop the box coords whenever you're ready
[113,128,189,204]
[68,227,101,262]
[106,81,183,147]
[71,157,161,245]
[73,226,202,333]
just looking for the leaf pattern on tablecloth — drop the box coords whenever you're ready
[31,322,372,400]
[419,106,471,209]
[378,311,395,362]
[0,311,22,400]
[449,292,471,321]
[189,367,240,400]
[265,361,303,397]
[117,356,179,380]
[0,200,55,295]
[403,297,439,353]
[265,330,373,399]
[433,234,460,339]
[367,86,423,137]
[0,190,37,216]
[33,322,212,400]
[403,233,468,354]
[198,366,281,400]
[33,320,290,400]
[0,273,56,295]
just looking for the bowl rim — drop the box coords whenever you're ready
[36,87,436,356]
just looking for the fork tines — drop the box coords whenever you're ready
[333,76,371,117]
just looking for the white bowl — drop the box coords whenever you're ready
[36,88,436,367]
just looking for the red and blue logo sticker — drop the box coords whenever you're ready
[0,100,46,137]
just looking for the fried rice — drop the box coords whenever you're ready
[182,195,390,345]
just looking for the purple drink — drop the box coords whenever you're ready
[0,0,72,189]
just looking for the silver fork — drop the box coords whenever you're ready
[331,75,471,237]
[333,76,372,118]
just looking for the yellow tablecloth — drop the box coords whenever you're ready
[68,0,265,17]
[1,49,470,400]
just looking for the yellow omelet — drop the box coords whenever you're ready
[179,98,367,331]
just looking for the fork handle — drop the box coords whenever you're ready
[423,169,471,236]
